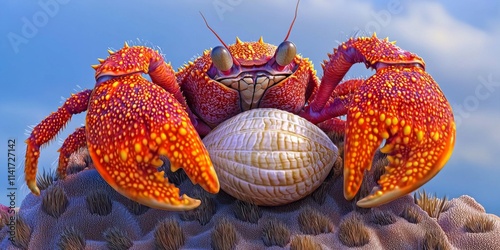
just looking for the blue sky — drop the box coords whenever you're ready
[1,0,499,214]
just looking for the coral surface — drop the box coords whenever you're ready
[1,146,499,249]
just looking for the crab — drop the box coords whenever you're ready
[24,11,455,211]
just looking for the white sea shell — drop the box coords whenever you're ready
[202,108,338,206]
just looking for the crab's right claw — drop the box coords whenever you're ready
[314,35,455,207]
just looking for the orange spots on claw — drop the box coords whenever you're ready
[134,143,142,153]
[179,127,187,136]
[432,132,440,141]
[337,34,425,70]
[120,150,128,161]
[332,38,454,207]
[95,46,163,78]
[341,62,455,207]
[403,125,411,135]
[135,155,143,163]
[151,158,164,167]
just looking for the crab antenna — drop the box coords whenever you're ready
[283,0,300,41]
[200,12,230,50]
[200,12,240,66]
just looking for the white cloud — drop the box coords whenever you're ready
[389,2,500,78]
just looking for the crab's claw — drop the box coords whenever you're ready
[87,45,219,210]
[344,66,455,207]
[308,35,455,207]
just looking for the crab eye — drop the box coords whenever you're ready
[275,41,296,67]
[211,46,233,72]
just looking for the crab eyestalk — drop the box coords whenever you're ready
[211,46,234,72]
[274,41,297,69]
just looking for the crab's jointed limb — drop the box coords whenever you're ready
[307,35,456,207]
[58,126,87,179]
[25,89,92,195]
[313,79,364,137]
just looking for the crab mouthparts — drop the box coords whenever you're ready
[217,73,290,111]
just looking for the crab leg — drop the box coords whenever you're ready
[305,78,362,136]
[58,126,87,179]
[301,77,363,123]
[25,89,92,195]
[91,45,219,210]
[311,35,455,207]
[310,79,363,137]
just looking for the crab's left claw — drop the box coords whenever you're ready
[344,66,456,207]
[310,35,455,207]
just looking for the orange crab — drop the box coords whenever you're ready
[24,10,455,210]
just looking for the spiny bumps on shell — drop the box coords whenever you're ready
[1,146,499,249]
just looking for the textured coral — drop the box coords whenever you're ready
[154,218,185,250]
[414,190,449,219]
[262,219,290,247]
[1,143,499,249]
[298,206,332,235]
[338,212,370,247]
